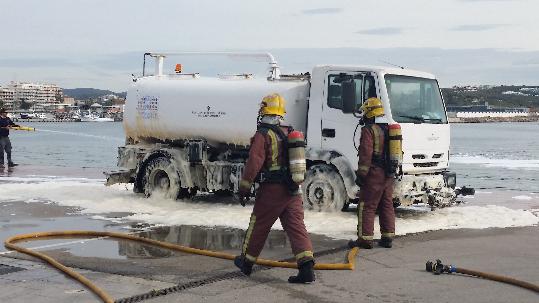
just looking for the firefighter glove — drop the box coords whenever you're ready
[238,195,247,207]
[355,173,365,187]
[238,188,250,207]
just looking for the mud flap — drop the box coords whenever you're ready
[104,169,134,186]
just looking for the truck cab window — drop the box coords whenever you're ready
[327,74,376,112]
[327,82,343,109]
[385,75,448,124]
[364,76,376,100]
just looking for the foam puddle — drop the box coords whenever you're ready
[513,195,533,200]
[1,176,538,240]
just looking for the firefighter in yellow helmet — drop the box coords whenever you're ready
[349,97,396,249]
[361,97,385,119]
[259,93,286,117]
[234,93,316,283]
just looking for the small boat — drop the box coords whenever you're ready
[81,113,115,122]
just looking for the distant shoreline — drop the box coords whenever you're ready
[449,116,539,123]
[11,118,122,123]
[10,117,537,124]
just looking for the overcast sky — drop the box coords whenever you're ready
[1,0,538,90]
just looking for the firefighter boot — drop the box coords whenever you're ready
[348,239,373,249]
[234,255,254,276]
[378,237,393,248]
[288,260,315,284]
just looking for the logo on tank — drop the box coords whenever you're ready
[192,105,227,118]
[137,95,159,119]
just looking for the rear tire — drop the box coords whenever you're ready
[302,164,348,212]
[142,157,181,199]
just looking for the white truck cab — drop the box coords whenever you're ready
[107,52,472,211]
[301,65,456,209]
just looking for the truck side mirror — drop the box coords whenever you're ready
[341,81,358,114]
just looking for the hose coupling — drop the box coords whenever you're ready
[426,259,456,275]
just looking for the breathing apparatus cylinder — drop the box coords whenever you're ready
[388,124,403,174]
[287,130,307,184]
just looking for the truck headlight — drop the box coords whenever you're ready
[443,172,456,189]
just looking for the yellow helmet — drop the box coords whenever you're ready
[260,93,286,117]
[361,97,384,118]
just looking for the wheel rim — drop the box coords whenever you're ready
[306,180,335,210]
[151,169,170,191]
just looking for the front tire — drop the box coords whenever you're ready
[302,164,348,212]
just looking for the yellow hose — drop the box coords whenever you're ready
[456,267,539,293]
[10,126,35,131]
[5,230,359,303]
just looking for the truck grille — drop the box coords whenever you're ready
[413,153,443,160]
[413,162,439,168]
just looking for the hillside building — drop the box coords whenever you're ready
[0,82,63,111]
[447,101,530,118]
[0,87,15,108]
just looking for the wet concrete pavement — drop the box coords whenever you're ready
[0,202,537,303]
[1,166,538,302]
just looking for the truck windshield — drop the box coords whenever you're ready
[385,75,447,124]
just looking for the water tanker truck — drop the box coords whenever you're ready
[106,52,473,211]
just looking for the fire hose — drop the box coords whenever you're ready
[1,126,35,131]
[426,259,539,293]
[4,230,359,303]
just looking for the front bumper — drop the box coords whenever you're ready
[393,171,471,208]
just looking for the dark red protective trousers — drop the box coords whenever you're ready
[242,183,314,265]
[357,167,395,241]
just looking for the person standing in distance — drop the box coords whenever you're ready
[235,93,316,284]
[0,108,20,168]
[349,98,396,249]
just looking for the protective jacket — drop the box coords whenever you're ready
[0,117,18,137]
[239,123,314,266]
[357,123,391,178]
[356,123,396,241]
[240,124,290,189]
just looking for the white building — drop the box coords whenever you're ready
[0,87,15,109]
[0,81,63,111]
[456,111,529,118]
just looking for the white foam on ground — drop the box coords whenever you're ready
[451,155,539,170]
[1,176,538,240]
[512,195,533,200]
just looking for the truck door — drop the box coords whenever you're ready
[321,72,378,170]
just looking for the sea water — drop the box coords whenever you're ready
[1,122,538,240]
[451,123,539,192]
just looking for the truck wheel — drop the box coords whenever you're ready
[142,157,181,199]
[302,164,348,212]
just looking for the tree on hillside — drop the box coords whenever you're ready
[19,99,33,110]
[55,91,63,103]
[441,86,539,108]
